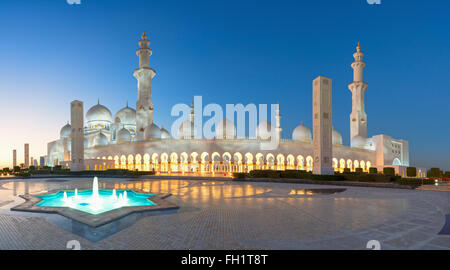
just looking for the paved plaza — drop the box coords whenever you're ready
[0,177,449,250]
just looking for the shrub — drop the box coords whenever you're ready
[369,167,378,174]
[341,173,398,183]
[396,178,435,186]
[383,167,396,176]
[13,166,21,172]
[249,170,345,181]
[406,167,417,177]
[232,172,247,179]
[343,168,351,174]
[17,171,31,177]
[355,168,363,173]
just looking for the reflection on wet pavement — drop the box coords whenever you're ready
[0,178,449,250]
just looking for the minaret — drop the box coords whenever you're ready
[134,32,157,141]
[70,100,84,171]
[190,101,195,139]
[275,104,282,140]
[348,42,368,141]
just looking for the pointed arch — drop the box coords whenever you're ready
[297,155,305,170]
[306,155,313,172]
[276,154,285,170]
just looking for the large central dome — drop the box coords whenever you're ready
[86,102,113,123]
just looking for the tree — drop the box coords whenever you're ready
[428,168,443,178]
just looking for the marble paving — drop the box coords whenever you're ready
[0,177,449,250]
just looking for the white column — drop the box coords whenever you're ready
[70,100,85,171]
[312,76,334,175]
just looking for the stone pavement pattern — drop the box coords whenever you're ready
[0,178,449,250]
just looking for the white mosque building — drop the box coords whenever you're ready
[47,34,413,175]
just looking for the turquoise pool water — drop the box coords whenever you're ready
[36,189,156,215]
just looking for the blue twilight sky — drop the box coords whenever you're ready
[0,0,449,170]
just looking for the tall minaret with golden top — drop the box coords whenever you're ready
[348,42,368,145]
[134,32,156,141]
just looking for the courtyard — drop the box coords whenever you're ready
[0,177,449,250]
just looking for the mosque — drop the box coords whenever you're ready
[47,33,413,176]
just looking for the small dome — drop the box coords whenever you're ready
[292,122,312,142]
[86,102,112,123]
[144,123,161,139]
[215,118,236,139]
[161,126,171,139]
[93,132,108,146]
[256,120,272,140]
[178,119,197,139]
[60,123,71,139]
[332,127,343,145]
[114,104,136,126]
[351,135,367,148]
[117,127,131,143]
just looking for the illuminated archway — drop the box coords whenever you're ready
[297,155,305,170]
[190,152,199,172]
[266,153,275,170]
[114,155,120,169]
[127,155,134,171]
[170,152,179,172]
[143,153,151,171]
[135,154,142,171]
[276,154,285,171]
[233,152,243,172]
[339,158,345,173]
[347,159,352,171]
[201,152,210,172]
[354,160,359,170]
[180,152,189,172]
[120,155,127,169]
[332,158,338,171]
[286,154,295,170]
[160,153,169,172]
[245,153,254,172]
[212,152,221,172]
[306,156,313,172]
[360,160,366,172]
[255,153,264,170]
